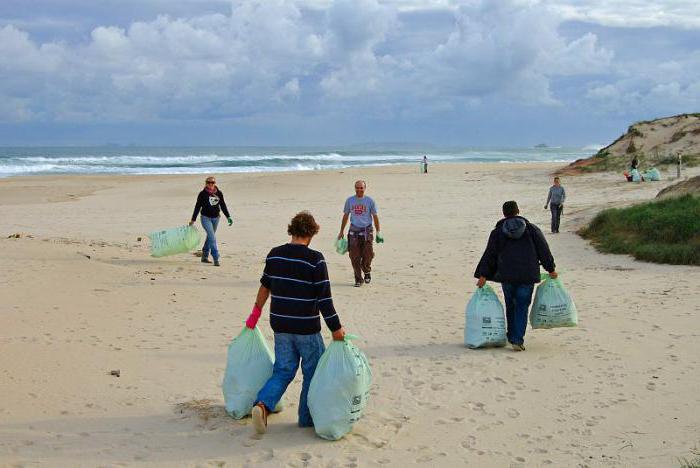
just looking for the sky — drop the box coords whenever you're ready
[1,0,699,147]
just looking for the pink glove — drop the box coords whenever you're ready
[246,304,262,329]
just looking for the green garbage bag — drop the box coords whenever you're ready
[308,335,372,440]
[464,285,506,348]
[148,225,201,257]
[530,274,578,329]
[222,326,280,419]
[335,238,348,255]
[647,167,661,181]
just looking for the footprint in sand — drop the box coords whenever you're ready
[460,435,477,449]
[285,452,312,468]
[506,408,520,418]
[247,448,273,463]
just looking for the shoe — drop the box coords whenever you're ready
[354,281,362,287]
[201,256,211,263]
[511,343,526,352]
[252,403,268,434]
[213,259,220,267]
[364,273,371,284]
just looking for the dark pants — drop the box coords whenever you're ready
[550,204,563,233]
[348,226,374,283]
[501,283,534,346]
[256,333,325,427]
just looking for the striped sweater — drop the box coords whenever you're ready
[260,243,341,334]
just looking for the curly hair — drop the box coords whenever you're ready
[287,211,320,238]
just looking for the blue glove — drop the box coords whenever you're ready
[227,217,233,226]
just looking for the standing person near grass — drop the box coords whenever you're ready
[544,176,566,233]
[337,180,382,287]
[474,201,557,351]
[189,176,232,266]
[245,211,345,435]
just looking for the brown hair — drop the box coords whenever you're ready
[287,211,320,238]
[502,200,519,217]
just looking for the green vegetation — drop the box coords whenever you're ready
[579,194,700,265]
[679,447,700,468]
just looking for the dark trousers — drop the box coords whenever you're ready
[501,283,534,346]
[348,226,374,283]
[550,204,563,233]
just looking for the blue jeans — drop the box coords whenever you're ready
[501,283,535,346]
[256,333,326,427]
[200,215,219,260]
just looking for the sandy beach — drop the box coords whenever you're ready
[1,162,699,467]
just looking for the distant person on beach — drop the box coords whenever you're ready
[630,156,639,170]
[337,180,382,287]
[422,155,428,174]
[245,211,345,435]
[189,176,232,266]
[474,201,557,351]
[544,176,566,233]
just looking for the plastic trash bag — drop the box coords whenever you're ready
[222,326,282,419]
[464,285,507,348]
[148,225,201,257]
[631,168,642,182]
[335,238,348,255]
[308,335,372,440]
[645,167,661,181]
[530,274,578,329]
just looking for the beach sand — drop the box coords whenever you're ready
[1,163,699,467]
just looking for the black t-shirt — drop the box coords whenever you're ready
[191,188,231,221]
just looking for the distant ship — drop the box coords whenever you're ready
[534,143,548,148]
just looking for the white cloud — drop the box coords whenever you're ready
[550,0,700,29]
[0,0,686,126]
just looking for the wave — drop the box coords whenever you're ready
[0,147,592,177]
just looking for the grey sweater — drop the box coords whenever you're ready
[546,185,566,206]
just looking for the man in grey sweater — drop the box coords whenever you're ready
[544,177,566,233]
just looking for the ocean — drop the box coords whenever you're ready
[0,146,594,178]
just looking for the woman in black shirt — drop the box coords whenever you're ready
[189,176,232,266]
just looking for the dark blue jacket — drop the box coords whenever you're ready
[474,216,555,284]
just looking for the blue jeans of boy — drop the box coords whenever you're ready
[256,332,326,427]
[501,283,534,346]
[200,215,219,260]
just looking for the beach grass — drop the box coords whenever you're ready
[678,447,700,468]
[579,194,700,265]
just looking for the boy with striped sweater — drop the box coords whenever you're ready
[245,211,345,434]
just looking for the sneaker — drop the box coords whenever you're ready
[511,343,526,352]
[252,403,268,434]
[201,256,211,263]
[354,281,362,287]
[364,273,371,284]
[213,259,220,267]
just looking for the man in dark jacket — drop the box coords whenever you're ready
[474,201,557,351]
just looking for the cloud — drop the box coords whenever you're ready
[0,0,688,134]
